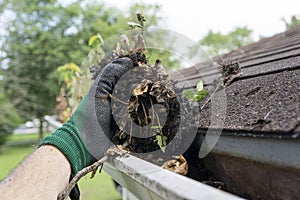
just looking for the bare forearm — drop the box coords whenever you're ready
[0,145,71,200]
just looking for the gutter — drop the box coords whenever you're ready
[44,116,244,199]
[103,153,243,200]
[195,131,300,199]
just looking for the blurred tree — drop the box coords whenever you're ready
[0,69,21,151]
[0,0,163,140]
[199,26,254,56]
[0,95,21,152]
[282,15,300,30]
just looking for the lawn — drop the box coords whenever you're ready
[7,132,45,142]
[0,133,121,200]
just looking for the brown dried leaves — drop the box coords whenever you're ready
[162,155,189,175]
[111,59,179,153]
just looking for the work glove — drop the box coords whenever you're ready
[39,57,134,200]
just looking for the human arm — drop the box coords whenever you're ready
[0,145,71,200]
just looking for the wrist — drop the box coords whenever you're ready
[39,116,93,175]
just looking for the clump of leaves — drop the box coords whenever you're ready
[111,59,180,154]
[89,14,201,156]
[183,80,208,101]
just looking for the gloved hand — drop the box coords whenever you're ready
[39,57,133,200]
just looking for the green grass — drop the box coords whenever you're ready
[7,132,50,142]
[0,144,35,179]
[79,172,121,200]
[0,134,121,200]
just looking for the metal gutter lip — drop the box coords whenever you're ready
[103,154,244,200]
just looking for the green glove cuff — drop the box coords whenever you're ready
[39,116,93,175]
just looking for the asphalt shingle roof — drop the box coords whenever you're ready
[172,25,300,137]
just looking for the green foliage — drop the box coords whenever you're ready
[0,67,22,148]
[199,26,253,56]
[282,15,300,30]
[88,34,104,47]
[0,91,22,148]
[56,62,82,101]
[196,80,204,91]
[82,34,106,72]
[151,105,167,152]
[50,62,83,122]
[0,0,130,122]
[147,49,182,70]
[151,125,163,129]
[57,63,82,88]
[183,80,208,102]
[0,0,138,139]
[154,135,167,152]
[0,0,173,140]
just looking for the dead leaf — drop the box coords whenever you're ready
[132,79,152,96]
[162,155,188,175]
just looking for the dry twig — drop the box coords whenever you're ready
[57,146,129,200]
[57,156,108,200]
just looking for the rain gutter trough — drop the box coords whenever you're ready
[44,116,244,200]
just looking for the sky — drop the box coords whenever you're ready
[106,0,300,42]
[2,0,300,42]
